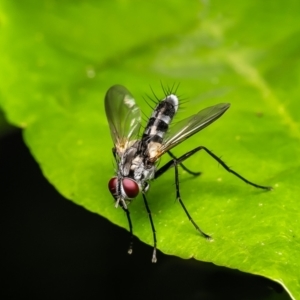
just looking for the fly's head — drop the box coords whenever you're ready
[108,176,140,209]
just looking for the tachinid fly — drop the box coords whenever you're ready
[105,84,271,263]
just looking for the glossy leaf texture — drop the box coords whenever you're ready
[0,1,299,299]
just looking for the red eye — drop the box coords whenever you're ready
[108,177,118,196]
[122,178,139,198]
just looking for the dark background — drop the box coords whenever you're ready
[0,131,288,300]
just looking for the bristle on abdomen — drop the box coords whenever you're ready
[143,94,179,144]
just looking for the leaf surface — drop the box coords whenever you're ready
[0,1,299,298]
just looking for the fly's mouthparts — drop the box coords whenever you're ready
[114,198,128,209]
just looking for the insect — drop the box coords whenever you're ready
[105,84,271,263]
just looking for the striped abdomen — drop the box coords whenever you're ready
[142,94,179,144]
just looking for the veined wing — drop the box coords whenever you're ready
[152,103,230,159]
[105,85,141,154]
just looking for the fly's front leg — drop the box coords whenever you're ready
[142,191,157,263]
[112,147,117,161]
[121,206,134,255]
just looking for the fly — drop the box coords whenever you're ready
[105,84,272,263]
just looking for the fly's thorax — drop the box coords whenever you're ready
[141,164,155,181]
[129,153,155,182]
[120,143,140,176]
[143,94,179,144]
[130,155,145,180]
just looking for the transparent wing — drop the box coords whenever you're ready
[154,103,230,158]
[105,85,141,153]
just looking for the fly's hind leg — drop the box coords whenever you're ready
[156,146,272,240]
[159,146,272,190]
[167,151,201,176]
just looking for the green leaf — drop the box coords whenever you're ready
[0,1,299,298]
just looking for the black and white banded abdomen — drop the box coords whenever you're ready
[142,94,179,144]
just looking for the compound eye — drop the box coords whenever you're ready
[108,177,118,197]
[122,178,139,198]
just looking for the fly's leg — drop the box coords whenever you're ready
[155,146,272,239]
[142,192,157,263]
[174,161,211,239]
[121,206,134,255]
[156,146,272,190]
[112,147,117,161]
[167,151,201,176]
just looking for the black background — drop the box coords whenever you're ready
[0,131,288,300]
